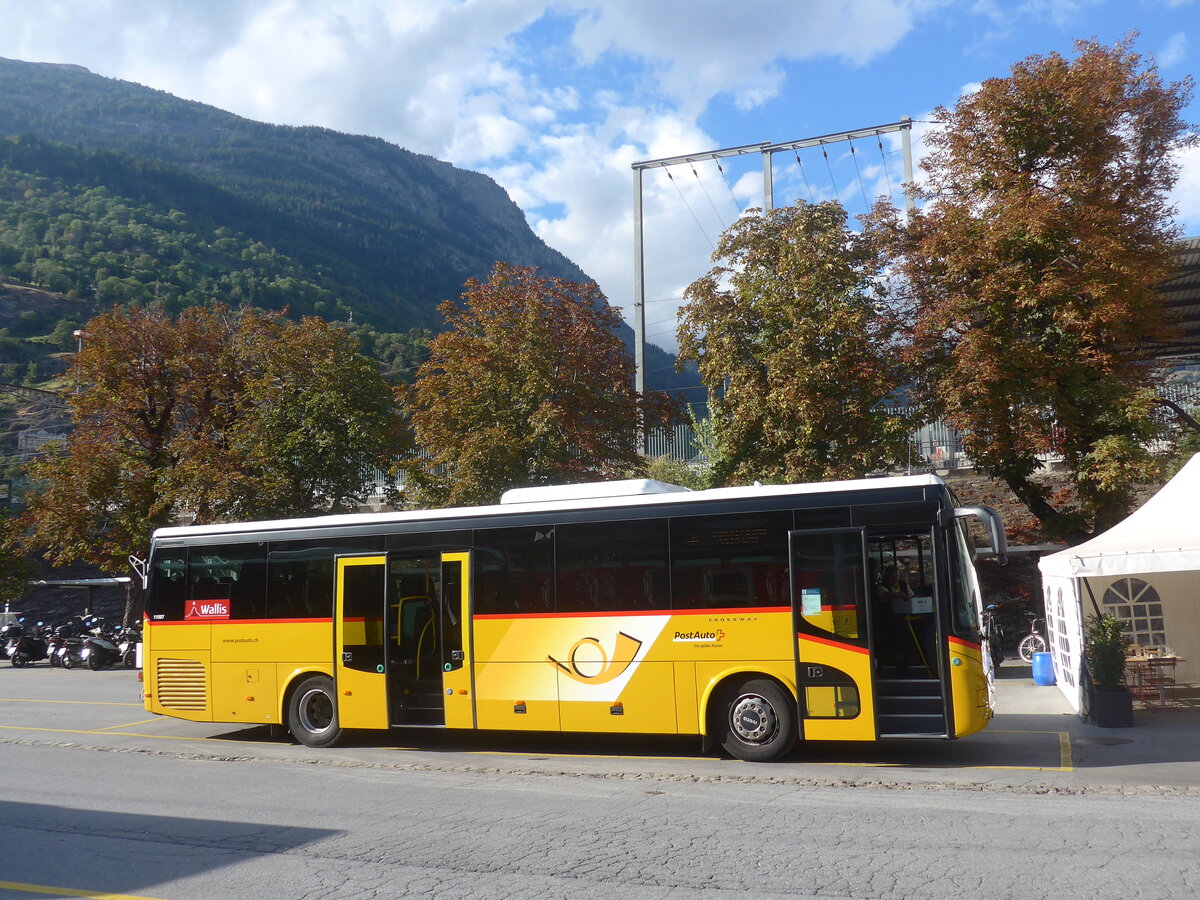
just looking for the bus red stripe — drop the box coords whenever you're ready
[147,618,332,625]
[473,605,789,621]
[949,634,981,651]
[798,632,870,654]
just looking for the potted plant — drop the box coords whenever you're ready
[1085,613,1134,727]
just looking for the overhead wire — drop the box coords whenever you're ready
[876,132,894,199]
[794,152,816,203]
[691,164,727,231]
[664,169,716,252]
[715,161,742,214]
[847,138,870,208]
[820,142,840,202]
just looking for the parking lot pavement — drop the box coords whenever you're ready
[3,662,1199,793]
[991,659,1200,793]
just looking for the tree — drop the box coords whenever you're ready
[13,304,397,573]
[399,263,679,507]
[881,37,1196,542]
[677,200,913,486]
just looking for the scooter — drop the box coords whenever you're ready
[58,636,84,669]
[46,626,67,667]
[1,618,24,660]
[10,623,49,667]
[80,619,122,670]
[49,618,88,668]
[115,624,141,669]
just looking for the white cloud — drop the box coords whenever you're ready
[1158,32,1188,69]
[562,0,920,114]
[1170,140,1200,238]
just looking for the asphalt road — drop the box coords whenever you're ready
[1,663,1198,899]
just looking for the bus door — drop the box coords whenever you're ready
[386,552,473,728]
[866,528,949,738]
[789,528,876,741]
[335,555,389,729]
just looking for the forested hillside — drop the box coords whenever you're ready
[0,57,690,394]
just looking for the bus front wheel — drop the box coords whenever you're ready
[719,679,797,762]
[288,675,343,748]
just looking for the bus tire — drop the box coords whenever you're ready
[288,675,343,748]
[719,678,797,762]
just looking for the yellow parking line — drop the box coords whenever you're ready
[978,729,1074,772]
[0,698,142,707]
[0,723,278,746]
[0,879,165,899]
[95,718,165,731]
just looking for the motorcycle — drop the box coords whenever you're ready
[1,618,23,661]
[10,622,49,667]
[982,604,1006,670]
[46,626,68,667]
[58,636,84,669]
[80,617,122,670]
[115,624,141,669]
[53,618,90,669]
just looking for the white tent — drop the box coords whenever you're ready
[1039,454,1200,710]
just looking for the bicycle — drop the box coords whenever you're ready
[981,605,1006,669]
[1017,614,1048,663]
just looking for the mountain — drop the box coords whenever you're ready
[0,57,693,395]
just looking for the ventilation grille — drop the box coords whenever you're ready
[156,658,208,710]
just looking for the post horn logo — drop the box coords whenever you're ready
[547,631,643,684]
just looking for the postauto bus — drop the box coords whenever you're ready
[140,475,1006,762]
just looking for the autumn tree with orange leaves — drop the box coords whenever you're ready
[14,305,397,573]
[399,263,680,507]
[878,36,1196,543]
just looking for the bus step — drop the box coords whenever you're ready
[877,712,946,736]
[875,677,942,694]
[397,706,445,726]
[876,696,943,715]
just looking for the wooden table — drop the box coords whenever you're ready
[1126,655,1185,708]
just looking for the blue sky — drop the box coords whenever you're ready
[0,1,1196,353]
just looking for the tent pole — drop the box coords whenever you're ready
[1079,577,1103,617]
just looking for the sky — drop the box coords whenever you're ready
[1,0,1197,355]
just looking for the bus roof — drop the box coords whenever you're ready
[152,473,947,542]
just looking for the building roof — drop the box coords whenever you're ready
[1155,236,1200,359]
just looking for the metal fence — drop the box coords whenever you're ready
[645,382,1200,470]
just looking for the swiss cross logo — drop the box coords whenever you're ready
[185,599,230,620]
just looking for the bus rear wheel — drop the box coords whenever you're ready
[288,675,343,748]
[719,678,797,762]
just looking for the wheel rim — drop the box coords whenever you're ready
[729,692,779,745]
[297,687,334,735]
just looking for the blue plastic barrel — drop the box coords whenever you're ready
[1032,651,1055,686]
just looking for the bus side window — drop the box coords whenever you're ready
[190,543,266,620]
[473,526,555,615]
[148,548,187,621]
[670,511,790,610]
[267,549,333,619]
[555,519,668,613]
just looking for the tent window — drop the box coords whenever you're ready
[1101,577,1166,648]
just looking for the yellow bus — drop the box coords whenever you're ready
[141,475,1006,762]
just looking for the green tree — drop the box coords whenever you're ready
[678,200,913,486]
[12,304,398,572]
[0,514,39,606]
[400,263,679,507]
[880,37,1196,542]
